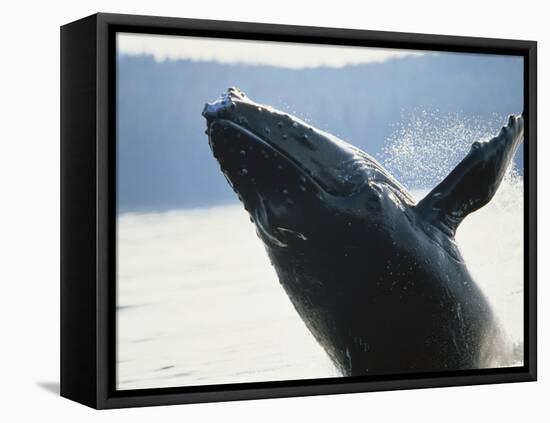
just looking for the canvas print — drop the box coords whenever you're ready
[116,33,524,390]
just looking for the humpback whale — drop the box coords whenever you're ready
[202,87,524,376]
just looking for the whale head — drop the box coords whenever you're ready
[202,87,413,250]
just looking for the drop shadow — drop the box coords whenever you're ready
[36,381,60,396]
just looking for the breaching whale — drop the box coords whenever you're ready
[202,87,524,376]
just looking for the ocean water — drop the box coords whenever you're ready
[116,173,523,390]
[116,205,339,390]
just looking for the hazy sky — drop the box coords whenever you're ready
[117,32,428,69]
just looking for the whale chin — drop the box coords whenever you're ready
[205,117,325,249]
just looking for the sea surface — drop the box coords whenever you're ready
[117,177,524,390]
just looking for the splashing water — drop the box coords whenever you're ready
[382,110,524,365]
[382,110,510,191]
[456,166,524,365]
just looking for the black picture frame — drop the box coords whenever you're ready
[60,12,537,409]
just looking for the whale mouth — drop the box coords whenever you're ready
[208,119,326,194]
[202,88,325,196]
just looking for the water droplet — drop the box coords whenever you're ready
[239,150,246,156]
[282,189,289,195]
[264,127,271,135]
[299,176,306,184]
[240,168,248,176]
[277,121,283,128]
[282,134,288,140]
[299,185,306,192]
[292,122,298,128]
[258,107,263,112]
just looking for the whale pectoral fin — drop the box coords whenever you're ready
[417,114,524,236]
